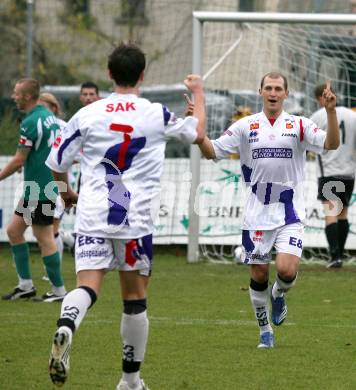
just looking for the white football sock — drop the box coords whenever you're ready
[18,278,33,290]
[249,287,273,334]
[60,288,92,330]
[54,233,64,260]
[53,285,67,297]
[272,273,298,299]
[121,311,149,387]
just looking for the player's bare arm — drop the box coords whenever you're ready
[184,89,215,157]
[323,80,340,150]
[198,136,216,160]
[52,170,78,208]
[184,74,206,144]
[0,148,29,181]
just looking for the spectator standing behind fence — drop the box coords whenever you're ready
[311,84,356,268]
[0,79,67,302]
[196,72,339,349]
[46,42,206,390]
[79,81,100,106]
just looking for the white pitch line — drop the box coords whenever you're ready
[4,312,356,329]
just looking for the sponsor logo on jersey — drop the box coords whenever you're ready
[253,230,264,242]
[249,129,259,143]
[252,148,293,159]
[282,132,297,138]
[285,122,293,129]
[77,249,109,259]
[77,235,105,247]
[250,123,259,130]
[245,251,270,261]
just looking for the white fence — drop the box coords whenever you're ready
[1,156,355,248]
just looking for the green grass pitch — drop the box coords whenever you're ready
[1,245,356,389]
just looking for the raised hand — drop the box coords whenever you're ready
[184,74,204,93]
[323,80,337,111]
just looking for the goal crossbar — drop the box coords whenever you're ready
[193,11,356,24]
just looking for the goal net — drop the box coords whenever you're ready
[190,12,356,263]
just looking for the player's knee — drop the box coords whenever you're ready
[251,265,269,283]
[123,298,147,315]
[35,234,56,253]
[278,268,297,281]
[7,225,22,242]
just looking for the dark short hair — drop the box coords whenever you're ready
[260,72,288,91]
[80,81,99,94]
[314,83,335,99]
[108,42,146,87]
[17,78,40,100]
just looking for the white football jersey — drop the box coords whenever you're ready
[212,111,326,230]
[46,93,198,238]
[56,117,67,131]
[310,106,356,178]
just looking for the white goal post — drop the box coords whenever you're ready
[188,11,356,262]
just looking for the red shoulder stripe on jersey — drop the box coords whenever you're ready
[299,118,304,142]
[110,123,133,133]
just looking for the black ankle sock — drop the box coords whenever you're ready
[337,219,349,258]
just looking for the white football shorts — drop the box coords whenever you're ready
[241,222,304,265]
[74,234,153,276]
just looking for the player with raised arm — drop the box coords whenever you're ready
[311,84,356,268]
[197,72,339,348]
[46,42,205,389]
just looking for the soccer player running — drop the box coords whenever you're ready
[197,72,339,348]
[311,84,356,268]
[46,43,205,389]
[0,79,67,302]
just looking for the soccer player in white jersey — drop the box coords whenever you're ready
[311,84,356,268]
[197,72,339,348]
[45,43,206,389]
